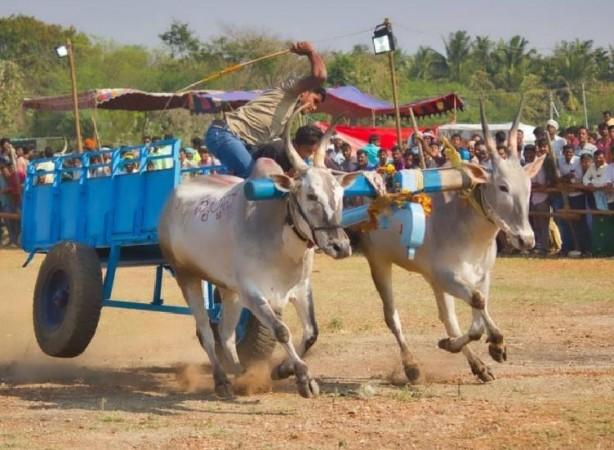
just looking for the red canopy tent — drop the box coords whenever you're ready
[316,122,436,150]
[22,89,192,111]
[23,87,463,120]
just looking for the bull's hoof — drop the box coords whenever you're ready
[469,361,495,383]
[297,377,319,398]
[271,362,294,380]
[214,380,234,399]
[403,363,422,384]
[438,338,462,353]
[488,343,507,363]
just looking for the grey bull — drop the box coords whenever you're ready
[158,105,359,398]
[277,99,546,383]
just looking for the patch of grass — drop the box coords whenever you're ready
[389,385,432,402]
[100,414,124,423]
[326,318,344,333]
[0,442,20,449]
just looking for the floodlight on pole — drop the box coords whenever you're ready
[372,21,396,55]
[55,39,82,152]
[372,19,403,153]
[55,45,69,58]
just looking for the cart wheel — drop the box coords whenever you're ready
[33,241,103,357]
[208,289,278,369]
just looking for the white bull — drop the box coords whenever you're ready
[277,99,546,383]
[158,106,358,398]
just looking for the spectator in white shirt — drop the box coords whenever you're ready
[559,145,582,195]
[546,119,566,163]
[583,149,611,210]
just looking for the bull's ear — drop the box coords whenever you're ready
[462,162,490,185]
[524,154,546,179]
[269,174,295,192]
[337,171,362,188]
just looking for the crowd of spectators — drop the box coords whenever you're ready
[0,138,32,247]
[323,110,614,257]
[2,110,613,253]
[0,134,222,247]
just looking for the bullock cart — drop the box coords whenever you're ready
[20,140,282,363]
[21,139,470,363]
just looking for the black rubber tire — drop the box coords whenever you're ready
[33,241,103,358]
[235,312,279,366]
[209,289,278,369]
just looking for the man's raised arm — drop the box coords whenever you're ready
[290,41,327,92]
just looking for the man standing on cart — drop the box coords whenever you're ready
[204,41,327,178]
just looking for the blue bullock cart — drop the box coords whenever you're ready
[21,139,455,362]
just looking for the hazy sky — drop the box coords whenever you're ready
[1,0,613,54]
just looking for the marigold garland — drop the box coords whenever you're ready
[360,189,432,232]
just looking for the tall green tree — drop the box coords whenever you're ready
[471,36,494,74]
[551,39,596,87]
[492,35,535,90]
[0,60,25,133]
[442,30,472,82]
[407,46,447,80]
[159,21,201,59]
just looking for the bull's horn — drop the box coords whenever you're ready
[313,116,342,168]
[479,98,498,161]
[285,103,310,173]
[507,95,525,161]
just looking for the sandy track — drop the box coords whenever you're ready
[1,249,613,449]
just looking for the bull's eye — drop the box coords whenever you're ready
[499,185,509,193]
[307,193,318,201]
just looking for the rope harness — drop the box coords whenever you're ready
[285,193,344,247]
[460,183,496,225]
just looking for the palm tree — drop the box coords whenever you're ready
[471,36,494,74]
[551,39,596,87]
[442,30,471,82]
[593,46,612,82]
[491,35,536,90]
[408,46,447,80]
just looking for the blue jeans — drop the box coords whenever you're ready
[205,124,254,178]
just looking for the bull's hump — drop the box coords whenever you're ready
[177,174,243,199]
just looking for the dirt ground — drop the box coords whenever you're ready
[0,247,613,450]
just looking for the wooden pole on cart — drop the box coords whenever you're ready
[6,144,21,221]
[91,106,101,149]
[67,39,83,153]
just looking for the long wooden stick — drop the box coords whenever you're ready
[178,49,291,93]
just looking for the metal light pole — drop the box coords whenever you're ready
[56,39,82,152]
[373,18,402,148]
